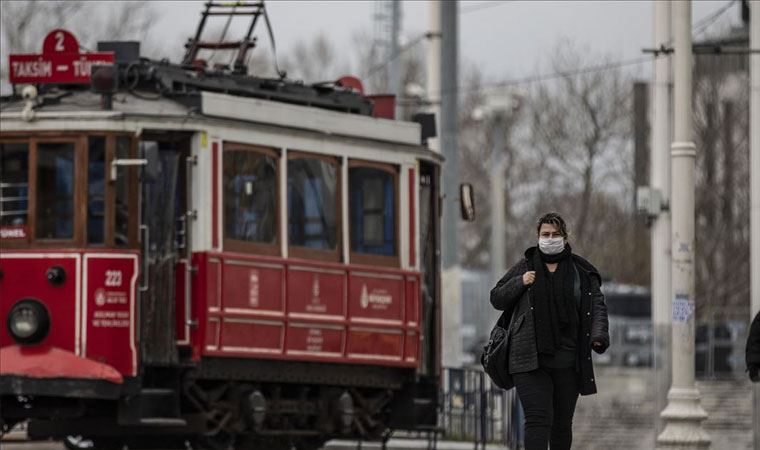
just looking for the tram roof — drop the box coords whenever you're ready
[0,87,442,162]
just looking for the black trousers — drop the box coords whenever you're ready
[513,367,580,450]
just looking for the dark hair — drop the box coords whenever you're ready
[536,212,568,238]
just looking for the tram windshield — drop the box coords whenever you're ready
[0,134,136,246]
[0,143,29,236]
[36,142,75,239]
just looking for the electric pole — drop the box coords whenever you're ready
[389,0,402,120]
[490,113,506,290]
[651,0,672,440]
[656,1,710,447]
[749,1,760,448]
[436,0,463,368]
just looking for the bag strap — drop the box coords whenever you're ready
[573,261,581,305]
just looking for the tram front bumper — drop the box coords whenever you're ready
[0,345,123,399]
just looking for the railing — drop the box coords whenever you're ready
[439,366,521,449]
[604,314,751,379]
[0,182,28,222]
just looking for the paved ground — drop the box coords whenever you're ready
[2,366,755,449]
[0,440,508,450]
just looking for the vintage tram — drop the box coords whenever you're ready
[0,6,456,448]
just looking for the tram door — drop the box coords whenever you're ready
[139,132,192,365]
[418,161,440,377]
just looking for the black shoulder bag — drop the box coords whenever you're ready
[481,308,515,390]
[482,259,535,390]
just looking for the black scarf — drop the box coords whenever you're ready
[530,244,576,355]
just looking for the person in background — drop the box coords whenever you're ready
[747,310,760,383]
[490,212,609,450]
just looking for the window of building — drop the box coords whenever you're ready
[349,162,398,266]
[36,142,75,240]
[223,144,279,254]
[287,153,340,260]
[0,142,29,232]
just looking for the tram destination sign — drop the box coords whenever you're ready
[8,29,114,85]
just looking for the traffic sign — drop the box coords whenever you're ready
[8,29,114,85]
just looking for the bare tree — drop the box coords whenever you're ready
[1,1,82,54]
[279,33,350,83]
[457,66,525,269]
[528,42,632,240]
[692,52,750,321]
[516,42,645,284]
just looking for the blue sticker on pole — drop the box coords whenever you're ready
[672,294,694,323]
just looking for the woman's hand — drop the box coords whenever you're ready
[522,271,536,286]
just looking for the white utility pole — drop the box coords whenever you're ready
[389,0,402,120]
[490,114,506,290]
[651,0,672,440]
[426,0,441,153]
[427,0,462,368]
[656,1,710,447]
[749,1,760,448]
[439,0,462,369]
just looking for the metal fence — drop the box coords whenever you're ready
[438,367,521,449]
[603,314,751,379]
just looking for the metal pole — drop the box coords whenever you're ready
[490,115,506,290]
[656,1,710,447]
[651,1,673,440]
[749,1,760,448]
[389,0,402,120]
[439,0,462,369]
[426,0,441,154]
[479,371,486,450]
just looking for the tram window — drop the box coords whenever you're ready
[223,147,278,247]
[36,142,75,239]
[349,165,397,257]
[0,143,29,228]
[287,155,338,252]
[87,137,106,244]
[114,137,131,246]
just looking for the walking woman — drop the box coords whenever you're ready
[490,212,609,450]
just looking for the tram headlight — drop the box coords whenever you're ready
[7,299,50,345]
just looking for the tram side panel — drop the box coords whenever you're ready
[189,250,422,368]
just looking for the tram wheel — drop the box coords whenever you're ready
[293,437,328,450]
[193,432,235,450]
[63,436,124,450]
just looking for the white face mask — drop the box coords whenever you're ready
[538,237,565,255]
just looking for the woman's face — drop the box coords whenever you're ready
[538,223,564,240]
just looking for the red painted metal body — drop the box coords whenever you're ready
[188,252,422,367]
[0,250,139,378]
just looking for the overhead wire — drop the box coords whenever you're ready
[364,0,517,78]
[459,1,515,15]
[398,0,740,99]
[692,0,737,38]
[365,32,427,78]
[399,53,668,103]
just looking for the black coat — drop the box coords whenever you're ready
[747,310,760,369]
[489,247,609,396]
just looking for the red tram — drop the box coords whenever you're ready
[0,6,460,448]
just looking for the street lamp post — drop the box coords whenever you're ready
[749,1,760,448]
[651,0,672,439]
[656,1,710,447]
